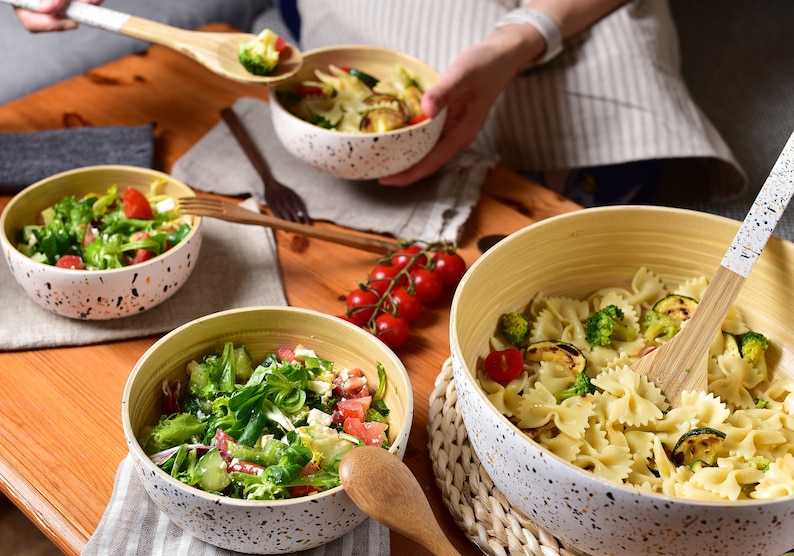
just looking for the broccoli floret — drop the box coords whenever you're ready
[755,397,770,409]
[585,305,636,346]
[555,371,596,402]
[238,28,282,76]
[641,310,680,342]
[500,311,530,346]
[740,331,769,364]
[748,455,771,472]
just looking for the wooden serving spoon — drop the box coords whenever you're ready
[4,0,302,84]
[339,446,461,556]
[633,130,794,407]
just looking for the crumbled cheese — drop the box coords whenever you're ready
[308,408,333,428]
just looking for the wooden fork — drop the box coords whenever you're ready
[178,197,400,254]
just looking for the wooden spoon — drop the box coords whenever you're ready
[633,130,794,407]
[339,446,461,556]
[4,0,302,84]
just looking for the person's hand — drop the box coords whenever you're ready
[379,25,545,186]
[14,0,102,32]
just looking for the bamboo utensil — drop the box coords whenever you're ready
[220,107,312,225]
[632,130,794,407]
[3,0,302,84]
[339,446,462,556]
[177,197,400,254]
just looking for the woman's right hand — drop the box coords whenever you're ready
[14,0,101,32]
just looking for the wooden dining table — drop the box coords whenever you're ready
[0,23,580,556]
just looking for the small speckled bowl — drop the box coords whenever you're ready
[450,206,794,556]
[270,45,446,180]
[123,306,414,554]
[0,165,201,320]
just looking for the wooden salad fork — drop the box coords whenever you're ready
[178,197,399,254]
[2,0,302,84]
[220,107,312,225]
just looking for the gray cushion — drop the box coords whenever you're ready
[0,0,271,105]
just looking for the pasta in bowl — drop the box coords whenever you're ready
[449,206,794,556]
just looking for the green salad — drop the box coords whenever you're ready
[140,342,392,500]
[16,179,191,270]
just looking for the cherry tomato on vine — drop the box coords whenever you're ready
[384,286,423,322]
[409,267,444,303]
[433,251,467,287]
[391,245,427,271]
[368,263,401,295]
[374,313,410,348]
[484,348,525,383]
[345,288,379,324]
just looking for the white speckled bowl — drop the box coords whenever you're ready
[123,306,414,554]
[270,45,446,180]
[0,165,201,320]
[450,206,794,556]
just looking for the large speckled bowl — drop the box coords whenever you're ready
[270,45,446,180]
[123,306,414,554]
[450,206,794,556]
[0,165,201,320]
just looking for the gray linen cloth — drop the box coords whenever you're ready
[82,455,389,556]
[0,199,286,351]
[171,97,494,244]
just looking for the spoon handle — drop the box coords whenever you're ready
[721,129,794,278]
[3,0,196,44]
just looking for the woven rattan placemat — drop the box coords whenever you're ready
[427,358,586,556]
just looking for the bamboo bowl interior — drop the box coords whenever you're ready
[454,205,794,384]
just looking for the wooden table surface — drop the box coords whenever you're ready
[0,24,580,556]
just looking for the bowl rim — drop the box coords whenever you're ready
[270,44,445,138]
[122,305,415,508]
[0,164,202,276]
[450,204,794,508]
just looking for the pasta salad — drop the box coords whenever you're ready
[479,267,794,501]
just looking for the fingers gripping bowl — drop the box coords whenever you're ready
[269,45,446,180]
[122,306,414,554]
[449,206,794,556]
[0,165,202,320]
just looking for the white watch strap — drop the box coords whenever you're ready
[495,7,564,66]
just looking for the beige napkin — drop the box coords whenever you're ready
[0,200,287,351]
[82,454,389,556]
[171,97,495,244]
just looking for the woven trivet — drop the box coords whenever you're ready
[427,358,587,556]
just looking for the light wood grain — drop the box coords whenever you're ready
[0,23,581,556]
[177,197,400,253]
[631,265,742,405]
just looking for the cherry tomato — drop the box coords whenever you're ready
[275,35,286,53]
[391,245,427,272]
[345,288,379,325]
[374,313,410,349]
[288,462,321,497]
[121,187,154,220]
[408,113,429,126]
[54,255,84,269]
[368,263,401,295]
[277,346,297,362]
[343,417,389,447]
[297,84,327,97]
[433,251,467,287]
[384,286,422,322]
[228,461,266,475]
[409,267,444,303]
[484,348,525,383]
